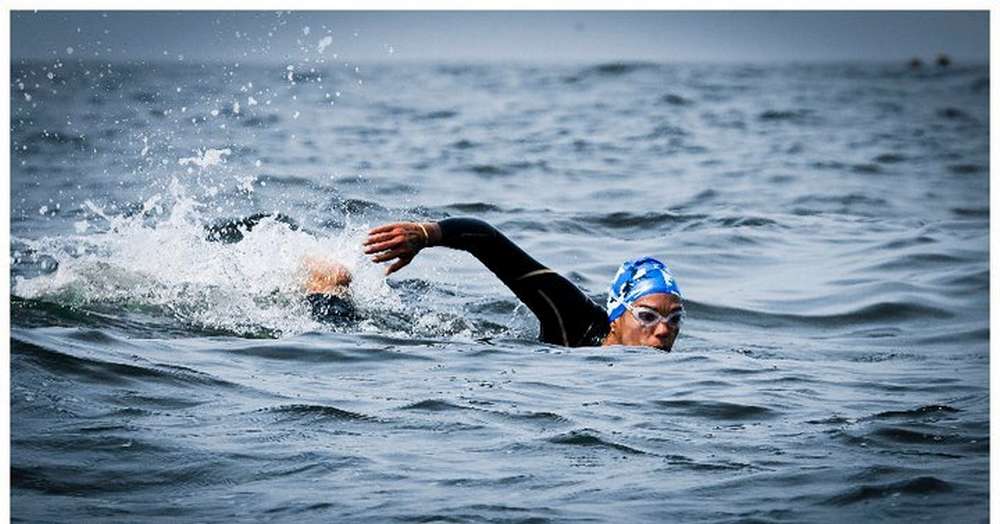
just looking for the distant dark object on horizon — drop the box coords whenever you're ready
[908,54,952,70]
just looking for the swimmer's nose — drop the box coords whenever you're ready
[652,321,673,337]
[650,322,676,349]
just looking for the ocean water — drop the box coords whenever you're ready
[10,58,989,522]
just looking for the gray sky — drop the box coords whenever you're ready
[10,11,990,64]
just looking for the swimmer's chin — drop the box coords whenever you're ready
[603,341,674,352]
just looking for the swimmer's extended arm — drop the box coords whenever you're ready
[365,218,609,346]
[365,218,544,278]
[364,218,545,276]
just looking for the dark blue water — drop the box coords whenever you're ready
[10,57,989,522]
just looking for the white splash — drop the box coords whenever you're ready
[317,36,333,54]
[178,148,232,169]
[13,181,396,337]
[235,174,256,193]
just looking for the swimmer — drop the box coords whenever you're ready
[363,218,684,351]
[302,255,358,322]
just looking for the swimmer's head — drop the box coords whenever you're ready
[606,257,681,322]
[604,257,683,351]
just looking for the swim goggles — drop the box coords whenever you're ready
[611,293,685,328]
[628,304,684,329]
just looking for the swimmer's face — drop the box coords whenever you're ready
[612,293,683,351]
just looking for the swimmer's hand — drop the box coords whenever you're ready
[364,222,442,275]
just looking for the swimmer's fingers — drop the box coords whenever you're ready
[386,256,413,275]
[367,222,413,238]
[370,246,411,264]
[363,230,401,247]
[363,236,405,255]
[364,235,423,255]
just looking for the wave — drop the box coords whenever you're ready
[936,107,975,121]
[20,130,89,151]
[449,139,478,149]
[791,193,889,209]
[690,299,954,329]
[219,340,434,363]
[862,251,970,272]
[440,201,506,214]
[12,332,240,390]
[867,426,952,445]
[415,109,459,120]
[549,210,787,237]
[588,61,657,75]
[948,164,985,175]
[873,152,907,164]
[458,160,550,177]
[659,93,693,106]
[648,399,778,421]
[950,207,989,218]
[12,454,243,496]
[824,476,954,505]
[562,62,658,83]
[546,428,649,455]
[240,114,281,128]
[758,109,814,122]
[247,403,376,422]
[400,399,468,412]
[579,210,705,229]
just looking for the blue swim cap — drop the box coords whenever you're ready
[606,257,682,323]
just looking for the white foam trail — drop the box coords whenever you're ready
[13,180,398,337]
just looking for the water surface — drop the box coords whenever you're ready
[10,59,989,521]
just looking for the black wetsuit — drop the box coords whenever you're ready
[437,218,610,347]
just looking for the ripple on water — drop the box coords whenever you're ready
[248,403,378,423]
[546,428,649,455]
[648,399,779,421]
[823,476,954,506]
[12,336,239,390]
[869,404,960,420]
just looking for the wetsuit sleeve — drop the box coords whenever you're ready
[437,217,609,347]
